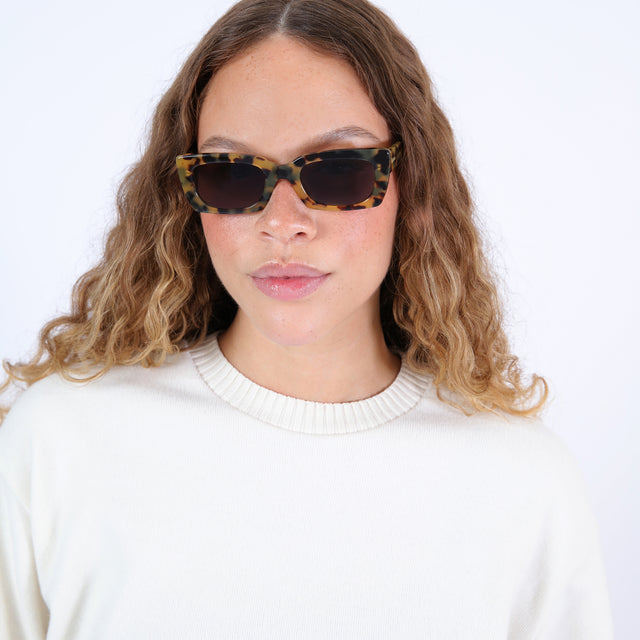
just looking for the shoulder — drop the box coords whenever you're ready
[0,348,205,477]
[4,347,203,416]
[411,381,572,462]
[401,382,589,507]
[407,386,603,560]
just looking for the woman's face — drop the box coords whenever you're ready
[197,35,399,348]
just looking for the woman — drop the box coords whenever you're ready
[0,0,612,637]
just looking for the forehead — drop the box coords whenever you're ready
[197,35,389,159]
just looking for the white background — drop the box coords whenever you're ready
[0,0,637,636]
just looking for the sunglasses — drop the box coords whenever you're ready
[175,142,401,214]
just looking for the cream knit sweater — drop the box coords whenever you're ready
[0,335,613,639]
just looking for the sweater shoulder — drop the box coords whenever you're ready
[4,348,200,416]
[0,349,203,479]
[405,387,586,495]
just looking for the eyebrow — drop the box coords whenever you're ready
[198,125,385,155]
[307,126,384,150]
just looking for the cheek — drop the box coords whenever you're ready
[200,214,247,263]
[345,183,398,273]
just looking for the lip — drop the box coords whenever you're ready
[250,262,329,301]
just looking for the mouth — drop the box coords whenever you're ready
[250,263,329,301]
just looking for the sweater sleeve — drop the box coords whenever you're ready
[509,437,614,639]
[0,472,49,639]
[539,485,613,638]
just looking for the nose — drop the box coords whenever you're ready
[255,179,318,243]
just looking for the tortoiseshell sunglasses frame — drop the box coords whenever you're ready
[175,142,401,214]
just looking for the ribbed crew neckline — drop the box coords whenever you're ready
[190,335,430,435]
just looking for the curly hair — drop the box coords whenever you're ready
[0,0,546,422]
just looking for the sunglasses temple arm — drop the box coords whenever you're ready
[390,141,402,170]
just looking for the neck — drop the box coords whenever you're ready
[218,313,400,403]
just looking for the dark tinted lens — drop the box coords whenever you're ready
[193,162,265,209]
[301,159,375,206]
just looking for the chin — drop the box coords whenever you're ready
[247,309,336,349]
[256,324,325,348]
